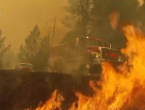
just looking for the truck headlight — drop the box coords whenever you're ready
[91,52,101,59]
[118,58,122,62]
[96,54,99,58]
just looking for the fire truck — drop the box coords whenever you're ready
[49,37,126,74]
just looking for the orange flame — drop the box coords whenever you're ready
[35,90,64,110]
[33,25,145,110]
[109,10,120,30]
[69,25,145,110]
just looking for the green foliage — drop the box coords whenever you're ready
[25,25,41,57]
[18,45,27,62]
[63,0,93,37]
[35,35,50,71]
[0,30,11,69]
[18,25,50,71]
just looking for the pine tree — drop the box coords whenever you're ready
[18,25,50,71]
[0,30,11,69]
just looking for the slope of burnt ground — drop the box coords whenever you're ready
[0,70,100,110]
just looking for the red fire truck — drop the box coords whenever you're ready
[49,37,125,74]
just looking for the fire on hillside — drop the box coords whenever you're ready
[27,25,145,110]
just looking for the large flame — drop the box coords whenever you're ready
[26,90,64,110]
[69,25,145,110]
[33,25,145,110]
[37,90,65,110]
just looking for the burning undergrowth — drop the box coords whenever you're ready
[30,25,145,110]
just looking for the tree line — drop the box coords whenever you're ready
[0,0,145,70]
[18,25,50,71]
[0,25,50,71]
[62,0,145,49]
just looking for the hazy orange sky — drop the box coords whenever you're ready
[0,0,143,53]
[0,0,69,53]
[139,0,144,4]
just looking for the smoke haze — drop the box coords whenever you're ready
[0,0,143,54]
[0,0,69,53]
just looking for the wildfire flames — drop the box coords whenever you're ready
[36,90,65,110]
[33,25,145,110]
